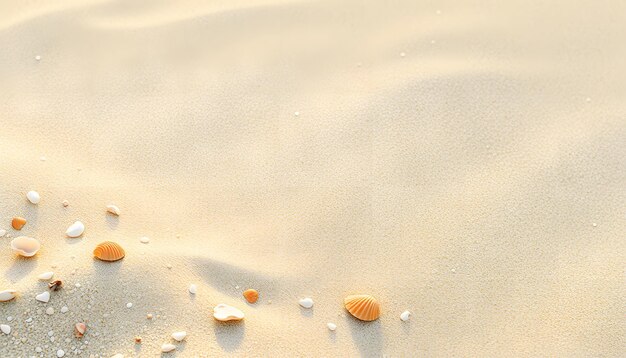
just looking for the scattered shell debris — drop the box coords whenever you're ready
[172,331,187,342]
[243,289,259,303]
[106,205,121,216]
[0,289,17,302]
[213,304,245,322]
[299,297,314,309]
[27,190,40,204]
[11,217,27,230]
[38,272,54,280]
[65,221,85,237]
[161,343,176,352]
[400,310,411,321]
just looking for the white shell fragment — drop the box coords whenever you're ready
[11,236,41,257]
[57,349,65,357]
[161,343,176,353]
[0,289,17,302]
[213,304,245,322]
[38,272,54,280]
[327,322,337,331]
[36,291,50,303]
[46,307,55,315]
[171,331,187,342]
[140,237,150,244]
[1,324,10,334]
[106,205,120,216]
[188,284,197,294]
[299,297,314,308]
[66,221,85,237]
[400,310,411,321]
[27,191,40,204]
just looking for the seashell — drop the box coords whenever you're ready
[243,289,259,303]
[11,236,41,257]
[161,343,176,353]
[12,217,27,230]
[134,336,142,344]
[400,310,411,321]
[213,304,244,322]
[106,205,120,216]
[299,297,314,308]
[1,324,10,335]
[36,291,50,303]
[27,191,40,204]
[75,322,87,338]
[66,221,85,237]
[0,289,17,302]
[344,294,381,321]
[93,241,125,262]
[171,331,186,342]
[49,280,63,291]
[38,272,54,280]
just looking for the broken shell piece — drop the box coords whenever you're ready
[62,200,69,207]
[171,331,186,342]
[161,343,176,353]
[38,272,54,280]
[106,205,120,216]
[0,289,17,302]
[243,289,259,303]
[66,221,85,237]
[134,336,142,344]
[93,241,125,261]
[11,236,41,257]
[344,294,381,321]
[12,217,27,230]
[35,291,50,303]
[27,191,40,204]
[0,324,10,335]
[74,322,87,338]
[213,304,244,322]
[400,310,411,321]
[299,297,314,309]
[49,280,63,291]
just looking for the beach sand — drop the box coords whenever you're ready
[1,0,625,356]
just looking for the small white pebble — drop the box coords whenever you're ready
[75,283,81,288]
[35,55,41,61]
[40,156,46,161]
[451,268,456,273]
[48,331,54,337]
[25,318,32,323]
[166,264,172,269]
[585,97,591,102]
[592,223,597,227]
[299,297,314,308]
[45,307,54,315]
[294,111,300,117]
[436,10,442,15]
[0,229,5,237]
[6,316,13,322]
[188,284,197,294]
[400,310,411,321]
[56,349,65,357]
[400,52,406,57]
[35,347,42,353]
[161,343,176,353]
[26,191,40,204]
[327,323,337,331]
[126,303,133,308]
[139,237,150,244]
[0,324,10,335]
[60,306,68,313]
[62,200,69,207]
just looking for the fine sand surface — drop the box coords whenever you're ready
[1,0,625,357]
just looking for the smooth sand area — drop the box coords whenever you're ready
[1,0,625,356]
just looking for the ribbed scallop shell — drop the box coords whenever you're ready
[344,294,380,321]
[93,241,125,261]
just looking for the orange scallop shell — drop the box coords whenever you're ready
[344,294,380,321]
[93,241,125,262]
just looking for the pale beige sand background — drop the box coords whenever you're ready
[1,0,625,357]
